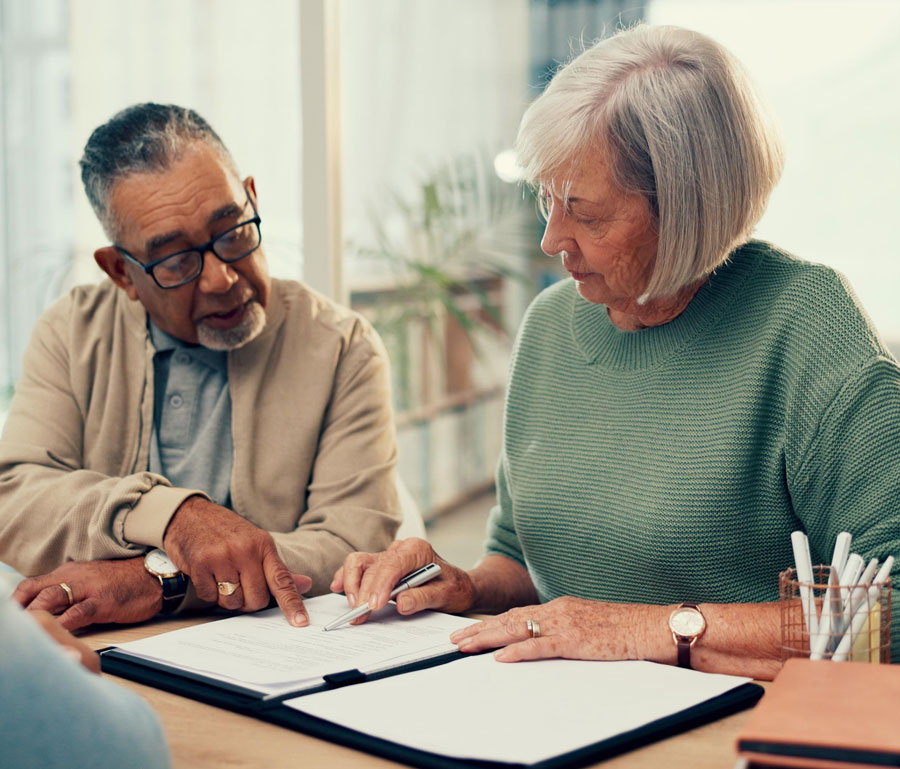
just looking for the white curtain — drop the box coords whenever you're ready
[339,0,532,285]
[67,0,304,285]
[0,0,71,394]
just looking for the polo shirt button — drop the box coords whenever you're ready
[174,352,191,365]
[169,394,184,408]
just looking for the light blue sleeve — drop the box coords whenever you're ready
[0,597,171,769]
[0,560,24,596]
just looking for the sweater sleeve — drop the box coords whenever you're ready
[0,597,171,769]
[788,355,900,662]
[0,299,200,576]
[484,452,526,567]
[271,323,401,594]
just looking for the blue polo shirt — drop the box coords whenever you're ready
[148,322,233,508]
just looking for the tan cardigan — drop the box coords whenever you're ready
[0,278,400,595]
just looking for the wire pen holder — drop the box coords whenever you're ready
[779,566,891,663]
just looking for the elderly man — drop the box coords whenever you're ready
[0,103,400,629]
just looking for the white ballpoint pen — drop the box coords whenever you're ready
[832,555,894,662]
[324,563,442,631]
[810,531,853,659]
[791,531,818,637]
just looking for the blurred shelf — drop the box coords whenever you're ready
[395,385,504,428]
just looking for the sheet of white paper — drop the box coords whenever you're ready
[288,656,751,765]
[113,593,475,695]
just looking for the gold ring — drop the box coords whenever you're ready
[216,581,240,596]
[526,618,541,638]
[59,582,74,606]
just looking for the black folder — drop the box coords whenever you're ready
[101,647,763,769]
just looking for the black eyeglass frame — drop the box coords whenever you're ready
[114,195,262,290]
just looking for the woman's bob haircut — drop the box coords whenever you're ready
[516,24,784,301]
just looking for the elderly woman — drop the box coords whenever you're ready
[333,24,900,679]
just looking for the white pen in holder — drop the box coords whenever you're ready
[779,565,892,663]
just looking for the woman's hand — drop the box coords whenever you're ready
[450,596,658,662]
[331,538,476,622]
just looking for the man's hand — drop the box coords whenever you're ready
[163,496,312,626]
[331,538,476,624]
[13,557,164,631]
[29,610,101,673]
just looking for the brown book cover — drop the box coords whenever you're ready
[736,658,900,769]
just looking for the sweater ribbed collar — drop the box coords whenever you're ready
[571,241,764,370]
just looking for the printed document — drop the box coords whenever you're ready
[113,593,475,696]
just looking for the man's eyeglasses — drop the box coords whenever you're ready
[115,197,262,289]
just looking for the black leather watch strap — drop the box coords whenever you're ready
[158,572,188,614]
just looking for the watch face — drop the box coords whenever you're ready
[670,608,705,637]
[144,549,179,578]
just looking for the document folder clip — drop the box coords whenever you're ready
[323,668,366,689]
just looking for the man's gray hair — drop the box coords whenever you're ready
[516,24,784,301]
[80,103,238,240]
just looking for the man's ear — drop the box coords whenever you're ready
[94,247,140,301]
[244,176,257,206]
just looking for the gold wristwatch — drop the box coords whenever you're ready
[667,602,706,669]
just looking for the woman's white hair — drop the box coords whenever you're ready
[516,24,784,301]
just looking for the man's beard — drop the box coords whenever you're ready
[196,300,266,350]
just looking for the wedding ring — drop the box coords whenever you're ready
[216,581,240,596]
[526,618,541,638]
[58,582,74,606]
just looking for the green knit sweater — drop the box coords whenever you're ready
[485,240,900,661]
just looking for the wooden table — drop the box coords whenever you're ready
[84,617,760,769]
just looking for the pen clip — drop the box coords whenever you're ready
[399,564,440,589]
[402,564,434,581]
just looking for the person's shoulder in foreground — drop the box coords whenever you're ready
[0,595,170,769]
